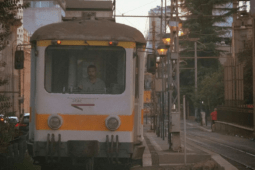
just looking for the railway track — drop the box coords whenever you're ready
[185,132,255,170]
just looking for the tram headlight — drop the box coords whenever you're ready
[48,115,63,130]
[105,116,121,131]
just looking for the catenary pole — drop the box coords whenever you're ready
[165,0,167,33]
[251,0,255,138]
[183,95,187,165]
[195,42,198,120]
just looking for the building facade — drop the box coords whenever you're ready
[21,29,31,114]
[224,1,252,105]
[17,0,24,45]
[23,1,62,34]
[146,6,171,51]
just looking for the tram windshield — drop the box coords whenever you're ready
[45,46,126,94]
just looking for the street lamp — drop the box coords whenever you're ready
[168,18,182,33]
[162,33,171,48]
[156,56,161,64]
[156,41,168,140]
[155,56,161,69]
[161,13,183,151]
[157,42,168,57]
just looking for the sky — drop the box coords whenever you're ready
[115,0,163,37]
[115,1,251,38]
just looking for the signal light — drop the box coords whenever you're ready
[108,41,118,46]
[15,50,24,69]
[51,40,62,45]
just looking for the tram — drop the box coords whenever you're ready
[17,2,147,169]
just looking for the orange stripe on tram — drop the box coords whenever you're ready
[36,111,135,131]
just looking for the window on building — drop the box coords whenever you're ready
[30,1,57,8]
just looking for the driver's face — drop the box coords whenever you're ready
[88,68,96,80]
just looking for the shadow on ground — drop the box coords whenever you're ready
[131,159,223,170]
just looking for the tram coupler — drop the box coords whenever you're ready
[131,142,145,167]
[46,133,61,164]
[106,135,120,164]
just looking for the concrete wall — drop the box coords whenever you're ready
[215,121,254,138]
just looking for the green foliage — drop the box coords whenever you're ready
[197,67,224,110]
[179,0,237,111]
[0,0,29,149]
[181,67,224,111]
[0,95,12,114]
[0,0,30,51]
[0,83,16,147]
[181,0,234,59]
[0,123,15,145]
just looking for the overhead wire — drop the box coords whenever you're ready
[116,9,136,27]
[121,0,159,15]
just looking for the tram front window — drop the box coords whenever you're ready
[45,46,126,94]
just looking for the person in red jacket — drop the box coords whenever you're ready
[210,108,217,131]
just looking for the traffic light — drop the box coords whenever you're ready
[15,50,24,69]
[147,54,156,74]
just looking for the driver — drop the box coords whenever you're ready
[78,65,106,93]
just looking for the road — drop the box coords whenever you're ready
[12,120,255,170]
[183,121,255,170]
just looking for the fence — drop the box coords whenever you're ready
[217,105,253,128]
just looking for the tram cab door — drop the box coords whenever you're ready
[133,47,145,143]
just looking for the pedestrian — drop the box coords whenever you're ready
[210,108,217,131]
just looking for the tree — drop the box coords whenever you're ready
[0,79,14,153]
[0,0,29,51]
[179,0,237,110]
[197,66,224,111]
[0,0,29,151]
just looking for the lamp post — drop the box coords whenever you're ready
[162,33,171,142]
[162,33,171,48]
[157,42,167,140]
[162,33,173,148]
[160,0,181,151]
[157,42,168,57]
[155,56,161,137]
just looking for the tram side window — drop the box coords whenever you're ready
[45,46,126,94]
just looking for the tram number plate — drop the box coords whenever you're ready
[68,140,100,157]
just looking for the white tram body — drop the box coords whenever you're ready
[27,20,146,168]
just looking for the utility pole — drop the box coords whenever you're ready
[251,0,255,137]
[195,42,198,120]
[168,0,181,151]
[152,21,156,50]
[161,0,163,38]
[160,0,165,140]
[152,19,157,132]
[165,0,167,33]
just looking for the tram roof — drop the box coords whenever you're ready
[30,20,146,45]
